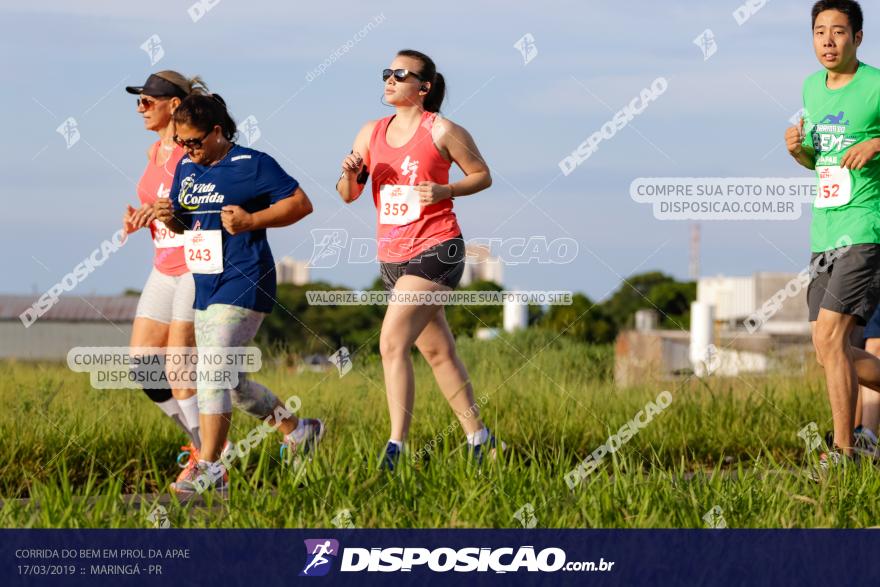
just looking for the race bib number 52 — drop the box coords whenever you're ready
[183,230,223,274]
[379,185,421,225]
[814,165,852,209]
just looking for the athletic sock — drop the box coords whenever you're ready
[467,428,490,446]
[176,395,201,450]
[154,397,192,440]
[287,419,307,444]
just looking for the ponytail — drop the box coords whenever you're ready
[424,72,445,113]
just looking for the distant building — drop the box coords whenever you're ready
[613,328,805,386]
[697,272,809,335]
[276,257,310,285]
[614,272,812,385]
[460,244,503,287]
[0,295,137,360]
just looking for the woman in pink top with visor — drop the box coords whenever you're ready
[122,71,223,483]
[337,50,503,470]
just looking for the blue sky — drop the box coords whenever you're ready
[2,0,877,302]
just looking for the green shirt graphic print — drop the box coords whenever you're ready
[802,62,880,252]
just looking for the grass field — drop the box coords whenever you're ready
[2,330,877,529]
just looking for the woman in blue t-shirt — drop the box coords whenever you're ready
[154,94,324,497]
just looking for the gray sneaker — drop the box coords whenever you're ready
[853,426,879,463]
[808,449,859,482]
[280,418,326,466]
[170,462,229,499]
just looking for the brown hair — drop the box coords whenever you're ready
[397,49,445,113]
[173,94,237,142]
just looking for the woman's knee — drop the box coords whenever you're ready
[130,317,169,348]
[419,342,455,368]
[380,331,411,361]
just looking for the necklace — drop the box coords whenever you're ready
[156,141,176,168]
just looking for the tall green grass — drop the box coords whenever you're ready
[1,330,875,528]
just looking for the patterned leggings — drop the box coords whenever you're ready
[194,303,279,417]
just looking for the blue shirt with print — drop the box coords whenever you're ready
[170,144,299,313]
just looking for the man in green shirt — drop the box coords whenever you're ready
[786,0,880,467]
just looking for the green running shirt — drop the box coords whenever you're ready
[802,61,880,252]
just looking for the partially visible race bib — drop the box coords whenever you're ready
[152,219,181,249]
[814,165,852,209]
[183,230,223,274]
[379,184,421,225]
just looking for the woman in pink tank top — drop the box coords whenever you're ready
[133,133,186,275]
[337,50,503,470]
[121,71,220,483]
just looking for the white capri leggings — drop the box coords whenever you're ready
[135,267,195,323]
[194,303,279,417]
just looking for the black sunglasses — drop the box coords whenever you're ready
[382,68,424,83]
[173,129,213,150]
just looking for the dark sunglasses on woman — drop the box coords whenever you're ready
[382,68,424,82]
[172,130,212,149]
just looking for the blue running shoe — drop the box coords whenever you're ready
[380,441,402,471]
[467,429,506,465]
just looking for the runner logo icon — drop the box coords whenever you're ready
[300,539,339,577]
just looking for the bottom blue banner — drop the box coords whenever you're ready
[3,529,877,586]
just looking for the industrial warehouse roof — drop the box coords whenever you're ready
[0,295,139,322]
